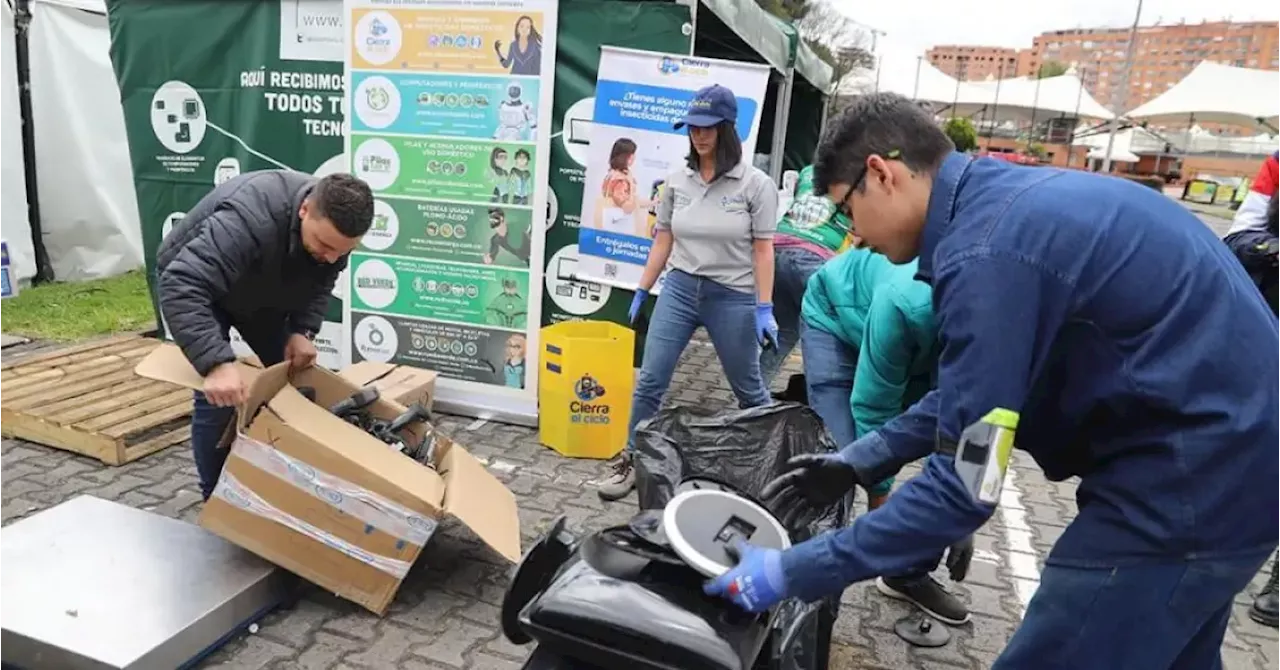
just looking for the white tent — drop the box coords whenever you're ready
[953,73,1114,123]
[839,41,985,106]
[1077,128,1141,163]
[28,0,143,280]
[1126,61,1280,130]
[2,2,34,283]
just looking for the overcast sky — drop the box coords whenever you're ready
[837,0,1280,55]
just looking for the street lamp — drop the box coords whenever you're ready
[1102,0,1144,173]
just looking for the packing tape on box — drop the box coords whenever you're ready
[212,473,415,578]
[230,432,437,546]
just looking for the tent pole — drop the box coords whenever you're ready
[912,56,922,101]
[1102,0,1143,173]
[1029,71,1041,146]
[687,0,698,56]
[13,0,52,282]
[989,62,1004,140]
[769,68,795,181]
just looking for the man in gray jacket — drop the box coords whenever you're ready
[157,170,373,500]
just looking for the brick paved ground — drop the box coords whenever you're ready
[2,332,1276,669]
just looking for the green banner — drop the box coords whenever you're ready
[105,0,348,368]
[360,199,532,268]
[351,135,539,204]
[107,0,695,376]
[348,254,531,329]
[543,0,691,366]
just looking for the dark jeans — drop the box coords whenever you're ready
[191,316,287,500]
[758,247,828,387]
[800,326,894,498]
[994,549,1273,669]
[625,270,770,453]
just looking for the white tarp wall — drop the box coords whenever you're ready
[2,1,35,282]
[28,0,142,280]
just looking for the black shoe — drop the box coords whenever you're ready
[1249,558,1278,628]
[877,574,971,625]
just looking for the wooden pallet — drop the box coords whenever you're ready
[1,334,192,465]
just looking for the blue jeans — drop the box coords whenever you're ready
[190,315,287,500]
[994,549,1273,669]
[626,270,770,451]
[758,247,828,386]
[800,326,894,498]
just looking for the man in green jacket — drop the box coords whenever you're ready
[800,246,971,625]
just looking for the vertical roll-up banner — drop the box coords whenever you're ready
[343,0,559,425]
[574,47,770,291]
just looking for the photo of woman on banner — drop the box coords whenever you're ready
[494,15,542,76]
[592,138,654,237]
[597,84,780,501]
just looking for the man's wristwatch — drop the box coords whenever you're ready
[296,329,317,341]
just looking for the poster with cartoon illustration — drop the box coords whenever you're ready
[345,0,556,423]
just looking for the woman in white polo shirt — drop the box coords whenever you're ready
[598,84,779,501]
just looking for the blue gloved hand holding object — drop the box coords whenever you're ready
[760,451,862,529]
[628,289,650,326]
[703,539,788,613]
[755,303,779,349]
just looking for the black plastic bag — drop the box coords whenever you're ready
[632,402,847,670]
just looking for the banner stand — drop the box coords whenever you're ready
[342,1,560,425]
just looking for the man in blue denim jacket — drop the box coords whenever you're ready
[704,93,1279,668]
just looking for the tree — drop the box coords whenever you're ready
[943,117,978,152]
[794,2,873,89]
[1036,60,1068,79]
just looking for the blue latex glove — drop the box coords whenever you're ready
[755,303,779,349]
[703,539,788,613]
[628,289,650,325]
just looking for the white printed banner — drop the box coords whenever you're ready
[574,47,770,291]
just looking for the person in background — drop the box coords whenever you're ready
[1224,151,1278,313]
[703,93,1276,668]
[1223,150,1280,628]
[757,164,853,389]
[800,244,971,625]
[597,84,779,501]
[156,171,373,501]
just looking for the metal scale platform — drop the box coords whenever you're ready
[1,495,292,670]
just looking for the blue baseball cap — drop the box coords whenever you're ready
[674,84,738,130]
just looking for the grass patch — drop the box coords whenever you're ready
[1,270,156,341]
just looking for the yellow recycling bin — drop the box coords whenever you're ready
[538,320,634,459]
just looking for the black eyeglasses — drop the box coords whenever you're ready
[835,149,902,220]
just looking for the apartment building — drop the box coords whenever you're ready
[1023,20,1278,113]
[926,45,1025,81]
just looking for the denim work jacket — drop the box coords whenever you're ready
[782,152,1280,602]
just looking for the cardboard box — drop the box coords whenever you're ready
[134,344,521,615]
[340,361,437,410]
[137,343,437,410]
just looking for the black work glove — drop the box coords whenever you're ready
[761,453,862,530]
[944,535,975,582]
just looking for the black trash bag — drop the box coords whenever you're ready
[632,402,848,670]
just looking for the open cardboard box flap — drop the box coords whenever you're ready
[340,361,438,409]
[134,341,264,390]
[243,363,522,563]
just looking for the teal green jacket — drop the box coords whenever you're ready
[801,248,941,438]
